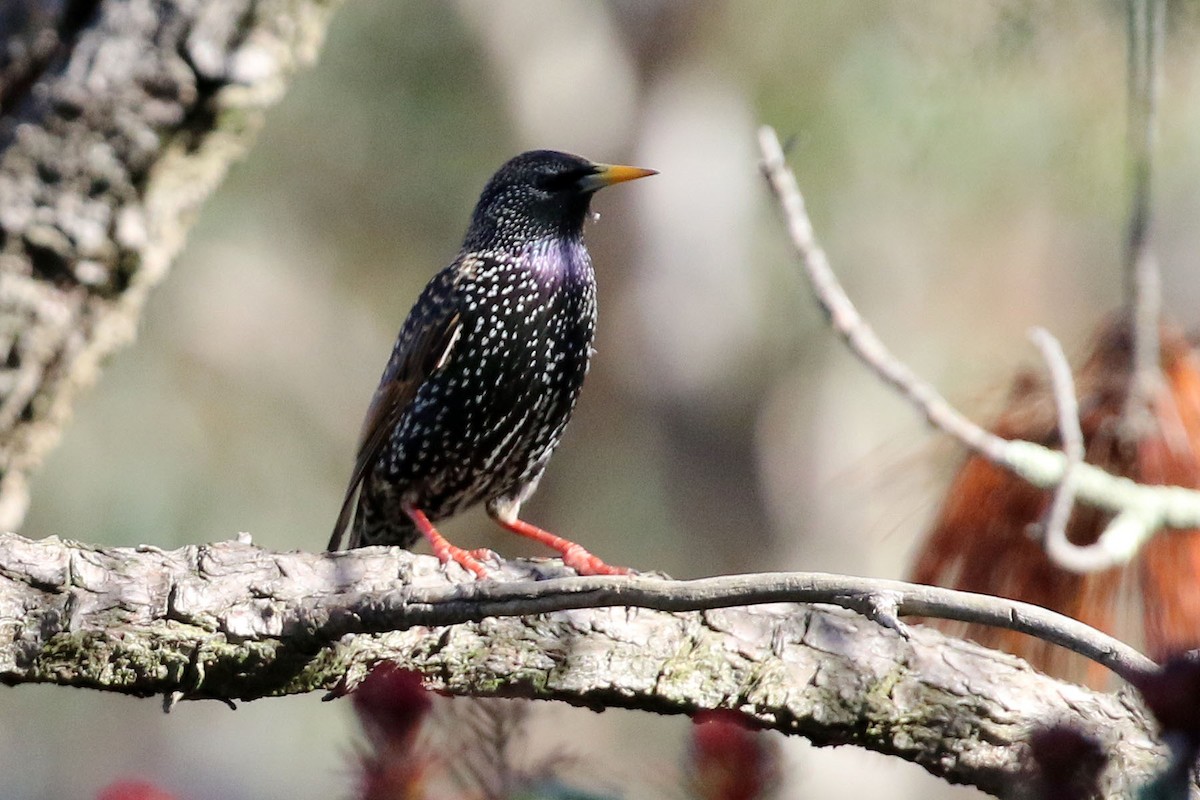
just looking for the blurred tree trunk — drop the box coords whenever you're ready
[0,0,340,530]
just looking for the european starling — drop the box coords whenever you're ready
[328,150,656,578]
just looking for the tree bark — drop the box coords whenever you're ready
[0,532,1171,798]
[0,0,340,530]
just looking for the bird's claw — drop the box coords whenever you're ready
[433,542,489,579]
[561,543,631,577]
[467,547,501,563]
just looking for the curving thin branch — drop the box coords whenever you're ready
[333,567,1157,680]
[757,125,1197,569]
[1028,326,1112,573]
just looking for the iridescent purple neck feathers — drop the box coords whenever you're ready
[522,234,593,290]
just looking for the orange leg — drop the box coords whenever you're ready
[403,505,488,579]
[492,516,630,576]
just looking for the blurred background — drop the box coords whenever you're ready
[5,1,1200,797]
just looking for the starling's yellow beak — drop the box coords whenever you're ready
[578,163,658,192]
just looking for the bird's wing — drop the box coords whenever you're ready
[327,268,464,551]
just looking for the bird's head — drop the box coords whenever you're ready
[465,150,656,250]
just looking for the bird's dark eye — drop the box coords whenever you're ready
[538,167,589,193]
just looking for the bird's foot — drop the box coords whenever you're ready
[405,505,489,579]
[493,516,630,576]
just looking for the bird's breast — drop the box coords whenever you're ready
[455,241,596,379]
[377,241,598,517]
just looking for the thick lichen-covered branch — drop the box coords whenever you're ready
[0,0,342,530]
[0,533,1170,798]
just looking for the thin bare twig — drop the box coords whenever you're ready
[1123,0,1166,431]
[754,131,1011,466]
[336,568,1155,681]
[1028,327,1115,573]
[757,124,1200,570]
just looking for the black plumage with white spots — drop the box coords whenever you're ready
[329,150,655,576]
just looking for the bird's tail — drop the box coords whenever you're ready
[327,484,360,551]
